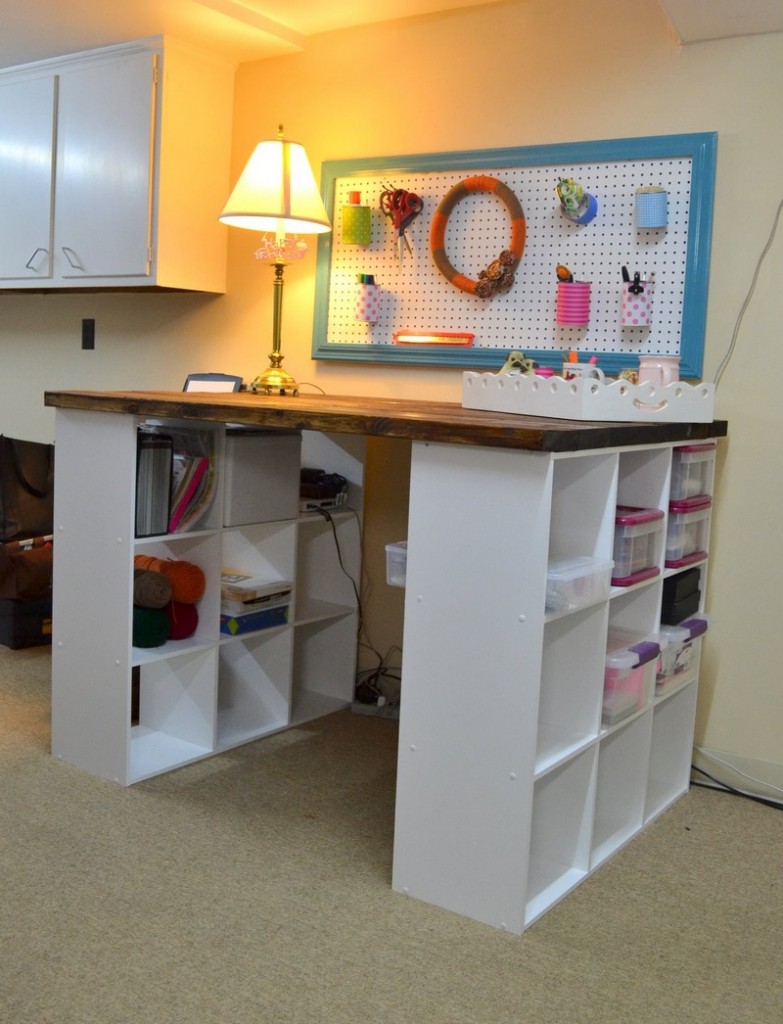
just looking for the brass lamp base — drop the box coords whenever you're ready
[250,353,299,396]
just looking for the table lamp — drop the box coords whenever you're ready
[219,126,331,395]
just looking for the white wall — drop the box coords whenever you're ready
[1,0,781,793]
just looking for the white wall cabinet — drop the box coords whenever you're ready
[392,439,713,933]
[0,37,232,291]
[50,409,364,786]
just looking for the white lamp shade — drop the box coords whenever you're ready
[219,136,331,235]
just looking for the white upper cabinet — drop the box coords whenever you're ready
[0,75,56,280]
[0,38,233,291]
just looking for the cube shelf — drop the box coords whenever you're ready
[393,434,717,933]
[51,410,363,786]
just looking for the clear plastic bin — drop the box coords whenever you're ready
[665,498,711,567]
[612,506,664,586]
[545,556,614,613]
[603,629,659,725]
[670,443,716,502]
[656,616,708,694]
[385,541,407,587]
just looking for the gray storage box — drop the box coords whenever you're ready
[223,429,301,526]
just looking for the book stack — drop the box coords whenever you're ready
[135,431,173,537]
[134,427,216,538]
[220,571,293,636]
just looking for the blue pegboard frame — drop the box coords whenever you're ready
[312,133,717,379]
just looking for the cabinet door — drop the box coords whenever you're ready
[54,52,156,280]
[0,75,55,280]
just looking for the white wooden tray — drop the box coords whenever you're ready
[462,373,716,423]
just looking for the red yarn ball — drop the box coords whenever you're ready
[166,600,199,640]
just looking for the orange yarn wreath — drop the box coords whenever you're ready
[430,175,526,297]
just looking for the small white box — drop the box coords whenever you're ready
[223,429,301,526]
[385,541,407,587]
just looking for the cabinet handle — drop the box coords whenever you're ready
[25,248,48,270]
[61,246,85,271]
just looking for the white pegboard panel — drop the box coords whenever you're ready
[325,157,692,361]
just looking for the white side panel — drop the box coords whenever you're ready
[51,409,136,784]
[392,441,553,933]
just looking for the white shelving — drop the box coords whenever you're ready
[392,436,715,933]
[51,410,363,786]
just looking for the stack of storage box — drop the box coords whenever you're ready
[665,443,715,569]
[612,505,665,586]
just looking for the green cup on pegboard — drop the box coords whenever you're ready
[342,191,371,245]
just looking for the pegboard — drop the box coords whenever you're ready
[312,134,717,378]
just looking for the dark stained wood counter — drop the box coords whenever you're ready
[44,390,728,452]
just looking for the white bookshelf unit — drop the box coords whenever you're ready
[391,436,716,933]
[46,390,724,933]
[50,408,364,786]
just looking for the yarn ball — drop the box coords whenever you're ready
[132,606,170,648]
[133,568,173,609]
[134,555,205,604]
[166,600,199,640]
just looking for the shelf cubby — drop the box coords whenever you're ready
[526,747,597,927]
[216,627,293,747]
[646,681,699,822]
[130,647,217,782]
[536,604,607,775]
[592,711,653,867]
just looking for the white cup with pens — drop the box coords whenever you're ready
[562,360,605,382]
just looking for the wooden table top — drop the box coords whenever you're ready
[44,389,728,453]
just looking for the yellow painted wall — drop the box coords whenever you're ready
[1,1,781,785]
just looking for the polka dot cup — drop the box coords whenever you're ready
[355,283,381,323]
[620,282,653,327]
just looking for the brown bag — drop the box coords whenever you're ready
[0,538,53,600]
[0,435,55,543]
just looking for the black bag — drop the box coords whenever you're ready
[0,435,55,543]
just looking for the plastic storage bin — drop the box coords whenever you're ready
[385,541,407,587]
[612,506,664,586]
[545,556,614,613]
[656,616,708,694]
[665,497,711,567]
[603,629,659,725]
[670,443,716,502]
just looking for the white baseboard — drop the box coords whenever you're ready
[692,747,783,804]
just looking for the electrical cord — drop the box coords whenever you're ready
[305,502,402,707]
[691,764,783,811]
[713,194,783,388]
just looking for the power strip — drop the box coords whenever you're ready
[350,700,399,720]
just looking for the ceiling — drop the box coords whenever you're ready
[1,0,782,70]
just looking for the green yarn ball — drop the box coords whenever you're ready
[132,605,170,648]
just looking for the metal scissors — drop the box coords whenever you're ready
[380,185,423,262]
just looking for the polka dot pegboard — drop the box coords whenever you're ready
[315,138,716,374]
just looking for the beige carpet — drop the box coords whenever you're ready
[1,644,781,1024]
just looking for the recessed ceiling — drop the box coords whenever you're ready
[658,0,783,43]
[0,0,781,71]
